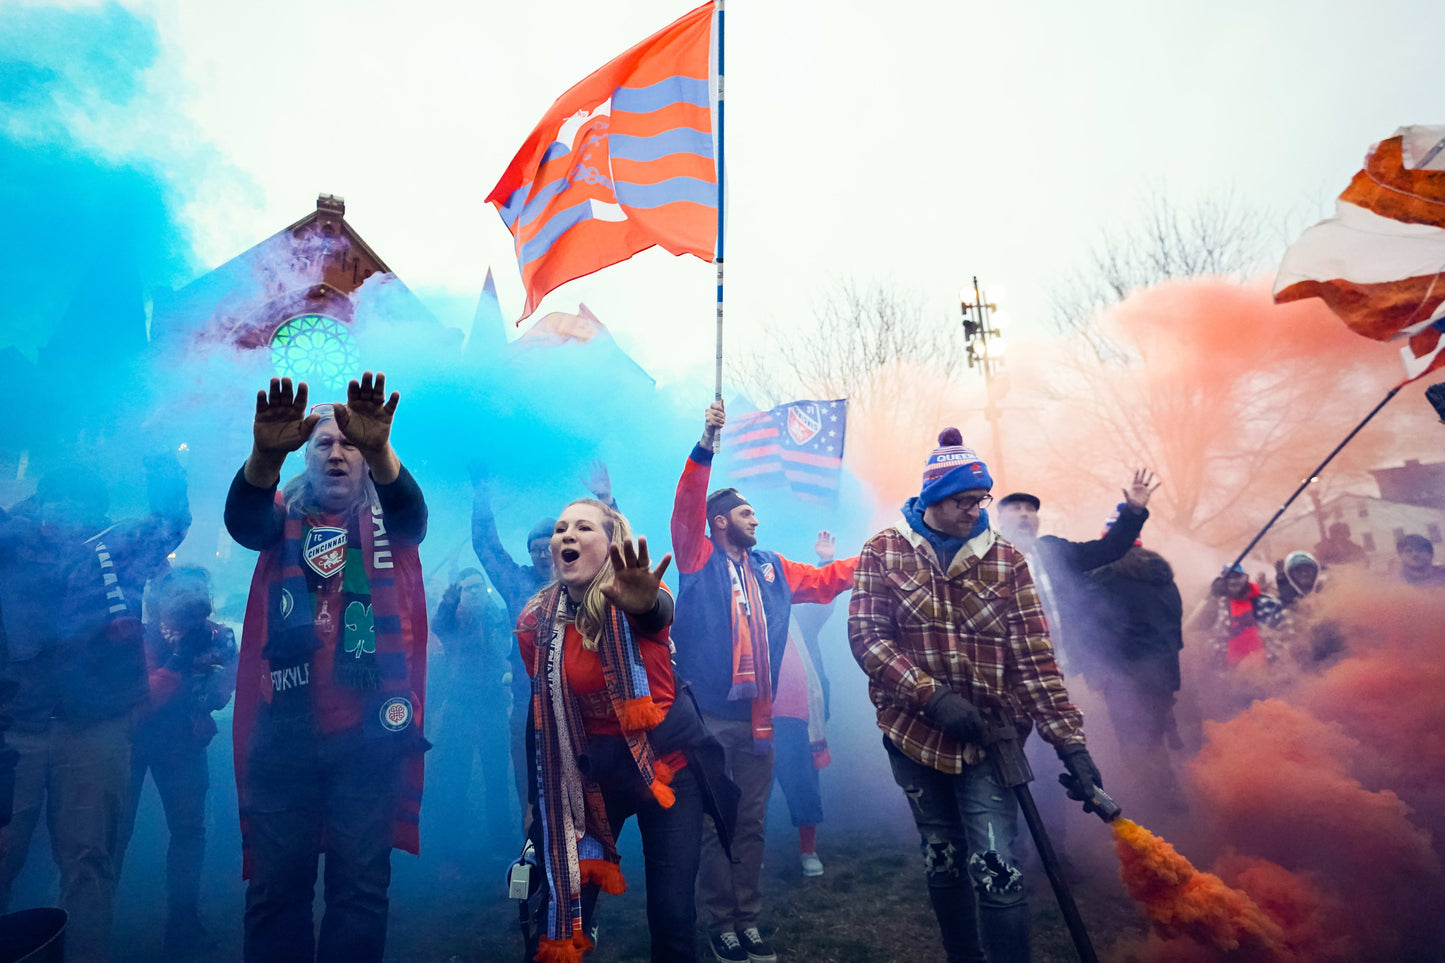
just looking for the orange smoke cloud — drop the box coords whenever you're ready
[1292,576,1445,843]
[1188,699,1437,884]
[842,277,1441,563]
[1112,819,1286,956]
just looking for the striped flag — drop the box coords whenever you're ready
[1274,126,1445,382]
[487,2,718,320]
[722,400,848,505]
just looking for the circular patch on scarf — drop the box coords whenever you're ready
[379,696,413,732]
[280,588,294,620]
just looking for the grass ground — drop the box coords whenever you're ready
[387,825,1148,963]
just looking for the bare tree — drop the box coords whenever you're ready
[1051,188,1276,359]
[735,280,970,415]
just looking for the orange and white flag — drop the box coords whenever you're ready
[1274,126,1445,382]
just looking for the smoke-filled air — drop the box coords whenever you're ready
[2,2,1444,963]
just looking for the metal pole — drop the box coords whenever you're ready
[1229,383,1403,569]
[713,0,725,403]
[1014,786,1100,963]
[986,722,1099,963]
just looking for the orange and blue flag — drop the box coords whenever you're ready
[487,2,719,320]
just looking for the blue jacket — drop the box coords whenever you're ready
[669,444,855,721]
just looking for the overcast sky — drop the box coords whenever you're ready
[55,0,1445,387]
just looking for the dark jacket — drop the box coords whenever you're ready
[1084,546,1183,692]
[136,619,238,750]
[1027,506,1147,668]
[0,495,189,731]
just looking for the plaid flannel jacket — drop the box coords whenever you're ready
[848,519,1085,773]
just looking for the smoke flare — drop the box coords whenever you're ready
[1112,818,1286,954]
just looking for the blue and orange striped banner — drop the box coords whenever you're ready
[488,3,718,320]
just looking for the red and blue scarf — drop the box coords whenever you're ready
[233,495,429,878]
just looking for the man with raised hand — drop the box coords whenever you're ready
[226,373,428,963]
[670,399,858,963]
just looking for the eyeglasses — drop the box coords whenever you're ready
[948,494,993,512]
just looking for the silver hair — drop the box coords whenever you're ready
[281,406,377,517]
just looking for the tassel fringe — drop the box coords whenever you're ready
[534,934,585,963]
[616,696,666,733]
[580,858,626,895]
[649,758,677,808]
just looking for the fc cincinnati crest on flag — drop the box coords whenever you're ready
[721,399,848,505]
[787,404,821,445]
[303,527,348,579]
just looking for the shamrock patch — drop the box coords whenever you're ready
[343,601,375,659]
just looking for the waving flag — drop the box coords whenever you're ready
[1274,126,1445,382]
[487,2,719,320]
[723,400,848,505]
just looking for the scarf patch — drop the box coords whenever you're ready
[303,527,348,578]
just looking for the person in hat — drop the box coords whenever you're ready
[1272,550,1346,665]
[671,399,858,963]
[1188,563,1286,667]
[992,470,1159,676]
[849,428,1102,963]
[225,374,429,963]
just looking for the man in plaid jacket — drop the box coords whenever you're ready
[848,429,1102,963]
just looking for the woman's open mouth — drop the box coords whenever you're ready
[560,548,581,564]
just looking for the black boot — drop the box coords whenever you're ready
[926,882,986,963]
[979,903,1031,963]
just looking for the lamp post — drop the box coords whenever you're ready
[960,276,1010,482]
[960,276,1008,381]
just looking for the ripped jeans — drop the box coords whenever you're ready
[884,735,1030,963]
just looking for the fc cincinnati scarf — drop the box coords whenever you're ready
[234,492,429,879]
[262,509,385,691]
[726,558,773,754]
[530,584,674,963]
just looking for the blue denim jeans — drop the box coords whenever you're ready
[242,721,404,963]
[771,716,823,828]
[884,735,1030,963]
[602,764,705,963]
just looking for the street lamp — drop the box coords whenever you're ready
[960,276,1006,382]
[960,275,1008,484]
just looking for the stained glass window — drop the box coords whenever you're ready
[269,314,358,394]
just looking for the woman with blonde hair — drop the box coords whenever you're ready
[517,498,730,963]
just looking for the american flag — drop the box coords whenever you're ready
[1275,125,1445,382]
[723,399,847,504]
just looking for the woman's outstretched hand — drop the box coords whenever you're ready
[601,537,673,615]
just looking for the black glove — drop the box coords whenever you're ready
[925,689,986,745]
[1057,744,1102,792]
